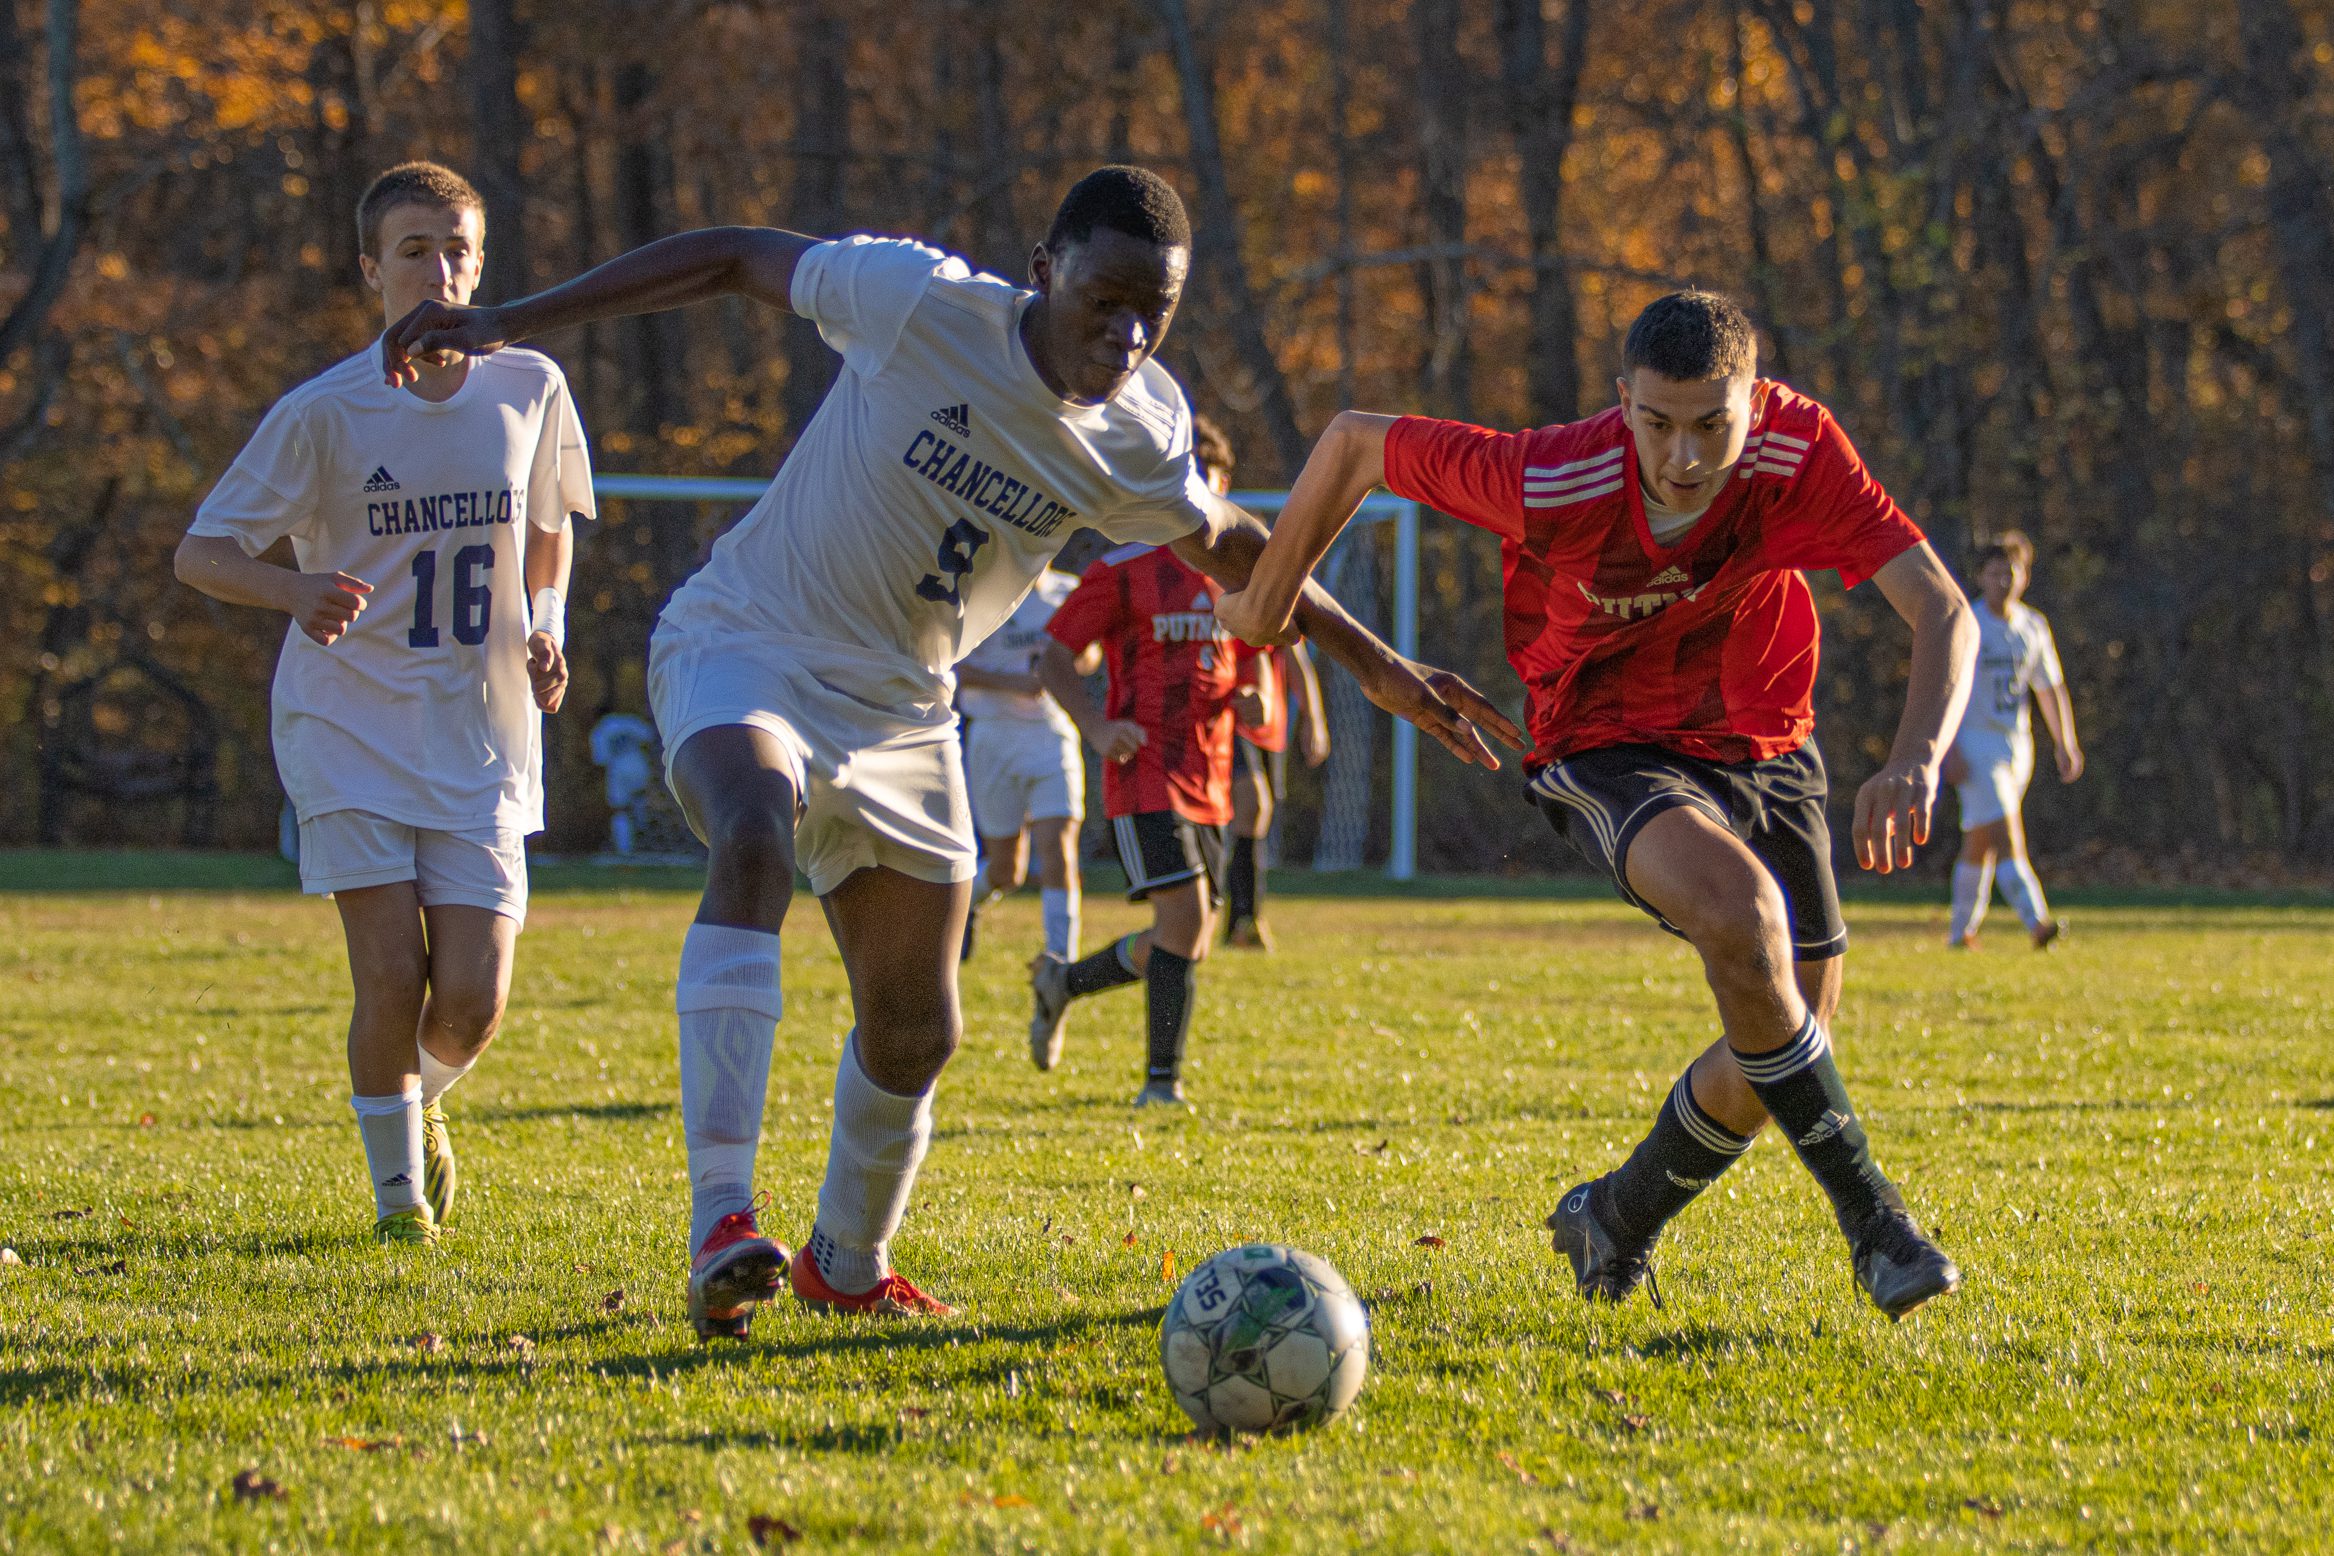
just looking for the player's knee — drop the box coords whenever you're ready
[429,984,505,1054]
[1679,877,1791,986]
[702,803,796,890]
[855,992,960,1091]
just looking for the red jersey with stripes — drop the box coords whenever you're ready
[1047,542,1259,824]
[1382,380,1924,766]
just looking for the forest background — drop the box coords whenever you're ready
[6,0,2333,879]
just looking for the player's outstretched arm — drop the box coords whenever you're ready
[174,533,372,647]
[1852,541,1979,873]
[382,227,821,387]
[1213,411,1397,648]
[1173,496,1524,772]
[2038,680,2084,782]
[1035,640,1144,765]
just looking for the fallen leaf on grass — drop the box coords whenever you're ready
[324,1435,404,1452]
[660,1541,685,1556]
[449,1424,489,1448]
[1362,1138,1391,1154]
[1963,1498,2003,1520]
[1127,1182,1146,1198]
[1160,1453,1181,1474]
[1625,1503,1661,1521]
[1122,1231,1138,1248]
[1413,1234,1446,1248]
[1059,1233,1077,1246]
[1619,1414,1651,1433]
[1539,1529,1574,1553]
[411,1332,445,1354]
[1596,1388,1633,1409]
[681,1509,702,1524]
[137,1112,156,1129]
[746,1513,802,1546]
[1200,1503,1244,1540]
[230,1470,285,1503]
[1496,1451,1539,1484]
[601,1289,627,1313]
[991,1495,1033,1509]
[1056,1286,1080,1305]
[898,1406,931,1422]
[1162,1249,1178,1283]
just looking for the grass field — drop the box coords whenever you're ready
[3,857,2330,1553]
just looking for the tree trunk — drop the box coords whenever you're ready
[782,3,848,441]
[469,0,530,303]
[1156,0,1307,479]
[1496,0,1589,425]
[1412,0,1469,419]
[0,0,87,368]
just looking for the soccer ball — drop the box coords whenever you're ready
[1159,1244,1370,1435]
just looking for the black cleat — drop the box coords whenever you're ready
[959,906,979,963]
[1852,1205,1960,1319]
[1545,1179,1661,1309]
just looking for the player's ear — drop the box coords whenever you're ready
[1028,243,1054,296]
[358,251,383,295]
[1614,374,1632,415]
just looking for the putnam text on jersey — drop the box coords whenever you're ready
[901,429,1078,539]
[368,487,521,537]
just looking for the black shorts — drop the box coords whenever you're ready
[1528,741,1847,960]
[1230,735,1287,800]
[1113,810,1226,903]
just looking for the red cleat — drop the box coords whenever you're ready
[687,1204,790,1341]
[790,1243,955,1316]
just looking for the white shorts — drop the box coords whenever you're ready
[1954,736,2033,829]
[648,628,977,897]
[297,810,529,923]
[965,718,1084,835]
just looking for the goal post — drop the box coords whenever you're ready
[590,474,1423,880]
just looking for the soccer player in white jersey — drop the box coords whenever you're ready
[176,161,593,1246]
[382,165,1519,1335]
[954,563,1097,974]
[1945,530,2082,949]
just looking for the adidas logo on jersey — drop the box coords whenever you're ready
[1648,565,1690,587]
[363,466,400,492]
[930,403,971,437]
[1190,592,1211,611]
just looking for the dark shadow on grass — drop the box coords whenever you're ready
[1633,1323,1796,1362]
[473,1100,675,1123]
[2301,1099,2334,1110]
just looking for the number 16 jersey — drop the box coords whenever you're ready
[190,345,594,834]
[653,235,1212,720]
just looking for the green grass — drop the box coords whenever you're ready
[2,862,2329,1552]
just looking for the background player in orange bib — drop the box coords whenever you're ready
[1221,291,1978,1318]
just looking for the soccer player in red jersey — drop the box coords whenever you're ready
[1188,416,1329,951]
[1220,292,1980,1318]
[1028,535,1263,1103]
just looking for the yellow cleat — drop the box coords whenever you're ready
[374,1203,440,1247]
[420,1098,458,1227]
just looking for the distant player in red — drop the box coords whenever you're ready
[1030,535,1262,1103]
[1189,416,1329,952]
[1221,292,1980,1318]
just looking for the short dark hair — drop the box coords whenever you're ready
[1045,165,1191,253]
[1190,413,1234,484]
[1622,290,1758,382]
[357,161,484,257]
[1978,530,2034,570]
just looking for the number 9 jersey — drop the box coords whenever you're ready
[189,346,594,835]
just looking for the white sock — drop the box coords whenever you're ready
[1997,857,2050,931]
[1949,861,1993,943]
[351,1088,425,1218]
[416,1045,474,1105]
[811,1031,933,1294]
[676,923,782,1254]
[1041,886,1079,960]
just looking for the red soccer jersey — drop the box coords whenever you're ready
[1383,380,1924,766]
[1235,646,1294,752]
[1047,542,1259,824]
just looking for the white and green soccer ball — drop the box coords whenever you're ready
[1159,1243,1370,1435]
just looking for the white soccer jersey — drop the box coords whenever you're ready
[1954,598,2063,756]
[655,235,1212,712]
[190,345,594,833]
[956,567,1078,734]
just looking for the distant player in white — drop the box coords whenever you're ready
[956,565,1097,969]
[383,166,1518,1335]
[176,162,592,1245]
[590,711,658,856]
[1945,530,2082,948]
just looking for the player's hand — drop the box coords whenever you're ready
[1852,757,1937,874]
[2056,743,2085,783]
[286,571,372,646]
[1299,717,1330,768]
[1215,587,1301,648]
[1231,686,1268,728]
[1938,745,1969,787]
[1351,655,1525,770]
[528,630,569,713]
[1090,719,1147,764]
[382,301,511,387]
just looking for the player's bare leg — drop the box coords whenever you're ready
[1225,759,1274,949]
[668,726,800,1338]
[1549,807,1957,1316]
[790,865,962,1316]
[410,903,517,1227]
[1989,811,2059,948]
[1949,819,2006,949]
[1037,874,1211,1103]
[335,883,436,1244]
[964,827,1028,961]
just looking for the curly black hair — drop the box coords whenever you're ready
[1622,290,1758,382]
[1045,165,1192,252]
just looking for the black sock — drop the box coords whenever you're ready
[1731,1012,1903,1236]
[1226,837,1257,924]
[1065,935,1142,999]
[1143,946,1196,1082]
[1603,1068,1754,1243]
